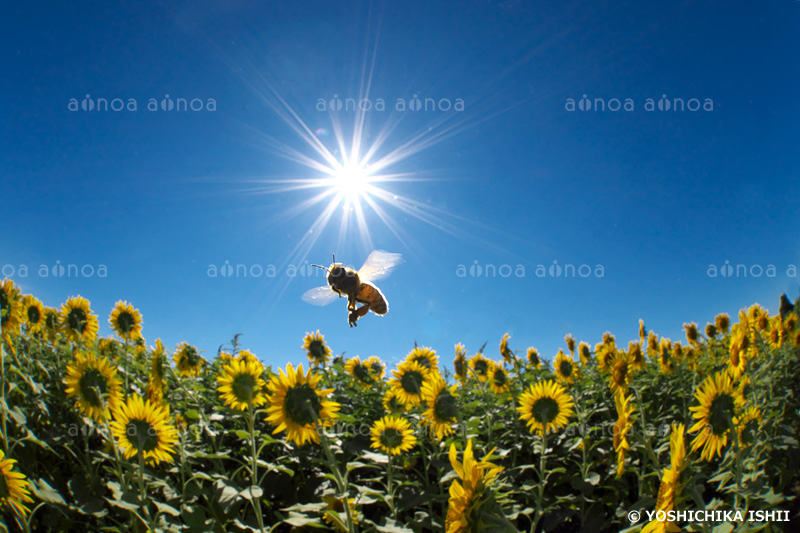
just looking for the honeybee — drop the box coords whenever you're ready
[303,250,403,327]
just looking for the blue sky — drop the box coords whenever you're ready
[2,0,798,371]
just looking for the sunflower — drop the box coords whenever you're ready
[382,388,408,414]
[577,342,591,366]
[487,361,510,394]
[715,313,730,335]
[235,349,259,364]
[302,330,331,366]
[595,336,617,373]
[517,380,574,435]
[110,394,178,464]
[0,449,34,518]
[646,331,659,358]
[389,360,429,406]
[608,350,633,395]
[64,351,123,422]
[61,296,99,343]
[266,363,340,446]
[20,295,44,334]
[564,333,576,356]
[684,322,699,345]
[453,343,468,383]
[658,338,675,374]
[146,339,166,403]
[217,357,268,411]
[108,300,143,341]
[421,374,459,441]
[174,342,205,378]
[98,336,120,361]
[613,391,635,478]
[344,356,376,389]
[526,347,542,369]
[628,341,645,371]
[727,324,749,379]
[642,423,686,533]
[499,333,514,364]
[42,307,61,341]
[407,345,439,372]
[445,439,508,533]
[365,355,385,380]
[468,353,491,382]
[735,406,761,448]
[322,495,358,532]
[553,349,577,385]
[705,323,717,338]
[370,415,417,455]
[0,279,22,335]
[638,319,646,345]
[688,372,745,461]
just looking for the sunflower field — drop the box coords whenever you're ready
[0,277,798,532]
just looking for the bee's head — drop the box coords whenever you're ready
[329,263,345,278]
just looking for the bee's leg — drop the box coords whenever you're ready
[348,300,371,327]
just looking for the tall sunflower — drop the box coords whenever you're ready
[658,338,675,374]
[608,350,633,395]
[407,345,439,372]
[453,343,468,383]
[421,374,459,441]
[517,380,574,435]
[735,406,761,448]
[108,300,143,341]
[638,319,646,345]
[468,353,491,382]
[266,363,340,446]
[564,333,576,356]
[553,349,577,385]
[487,361,511,394]
[174,342,205,378]
[61,296,99,343]
[627,341,645,371]
[526,347,542,369]
[642,423,686,533]
[715,313,730,335]
[146,339,166,403]
[499,333,514,364]
[595,336,617,373]
[727,324,749,379]
[110,394,178,464]
[344,356,376,389]
[365,355,385,380]
[688,372,745,461]
[684,322,700,346]
[613,391,635,478]
[370,415,417,455]
[0,449,34,518]
[64,351,123,422]
[0,279,22,335]
[42,307,61,341]
[382,388,408,415]
[577,342,591,366]
[302,330,331,366]
[389,360,429,406]
[218,357,268,411]
[20,295,44,334]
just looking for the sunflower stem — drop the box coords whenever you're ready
[387,454,396,520]
[247,405,266,533]
[530,430,548,533]
[123,337,129,393]
[0,337,7,453]
[318,428,356,533]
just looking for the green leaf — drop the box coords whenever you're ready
[154,501,181,517]
[234,429,251,440]
[31,478,66,505]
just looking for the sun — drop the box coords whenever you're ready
[332,162,371,201]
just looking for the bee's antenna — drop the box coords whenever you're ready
[331,253,336,264]
[311,264,329,272]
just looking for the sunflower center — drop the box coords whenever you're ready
[27,306,41,324]
[231,372,258,403]
[559,361,573,378]
[387,396,403,412]
[126,419,160,452]
[529,353,539,366]
[708,393,735,435]
[531,397,559,424]
[79,368,109,407]
[116,311,135,334]
[370,362,383,376]
[45,312,58,330]
[328,497,345,513]
[730,346,740,367]
[182,346,201,367]
[284,383,322,426]
[400,370,424,395]
[493,369,507,388]
[612,361,628,384]
[67,308,88,333]
[353,364,373,384]
[473,360,488,376]
[413,356,432,369]
[454,357,465,377]
[379,427,404,449]
[434,393,458,421]
[308,340,327,362]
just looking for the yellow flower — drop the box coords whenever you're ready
[526,347,542,369]
[344,356,377,389]
[613,391,634,478]
[42,306,61,341]
[517,380,574,435]
[110,394,178,464]
[646,331,659,358]
[468,353,491,382]
[407,345,439,372]
[453,343,468,382]
[715,313,730,335]
[638,319,646,345]
[64,351,123,422]
[421,373,458,441]
[688,372,745,461]
[642,423,686,533]
[595,334,617,373]
[266,363,340,446]
[705,323,718,338]
[236,349,259,364]
[564,333,576,355]
[577,342,591,366]
[61,296,99,343]
[487,361,511,394]
[302,330,331,366]
[174,342,205,378]
[146,339,166,403]
[0,279,22,335]
[370,415,417,455]
[0,449,34,518]
[382,388,408,415]
[608,350,633,395]
[322,495,358,532]
[20,295,44,334]
[627,341,645,371]
[735,406,761,448]
[499,333,514,364]
[217,357,268,411]
[445,439,507,533]
[658,338,675,374]
[389,360,430,406]
[684,322,699,345]
[553,349,577,385]
[728,324,748,379]
[109,300,143,341]
[365,355,385,380]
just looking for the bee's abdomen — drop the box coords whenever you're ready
[357,282,388,315]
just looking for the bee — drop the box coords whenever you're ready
[303,250,403,327]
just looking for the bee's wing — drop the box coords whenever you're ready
[302,286,339,306]
[357,250,404,283]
